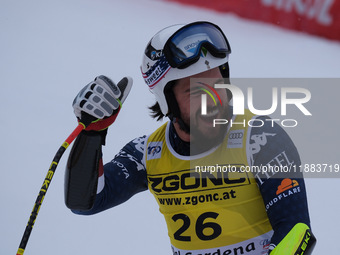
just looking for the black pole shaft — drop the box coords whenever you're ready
[16,145,67,255]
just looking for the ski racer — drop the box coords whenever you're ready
[64,21,316,254]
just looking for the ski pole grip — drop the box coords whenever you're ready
[79,111,97,128]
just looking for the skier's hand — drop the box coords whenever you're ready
[73,75,133,131]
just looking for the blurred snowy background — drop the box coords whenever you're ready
[1,0,340,254]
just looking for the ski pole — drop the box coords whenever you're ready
[16,114,93,255]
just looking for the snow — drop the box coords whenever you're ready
[1,0,339,254]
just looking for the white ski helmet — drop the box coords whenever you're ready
[141,21,231,117]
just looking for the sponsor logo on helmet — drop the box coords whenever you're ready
[151,50,163,61]
[142,55,171,88]
[145,43,163,61]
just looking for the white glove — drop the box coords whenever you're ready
[72,75,133,130]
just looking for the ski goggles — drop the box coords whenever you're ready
[163,21,231,69]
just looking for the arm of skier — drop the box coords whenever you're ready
[67,134,148,215]
[249,116,316,254]
[64,75,147,213]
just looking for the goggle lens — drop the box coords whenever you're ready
[164,22,231,69]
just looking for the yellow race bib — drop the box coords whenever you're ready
[145,112,273,254]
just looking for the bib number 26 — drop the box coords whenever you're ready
[172,212,222,242]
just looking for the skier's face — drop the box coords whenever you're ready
[173,67,229,145]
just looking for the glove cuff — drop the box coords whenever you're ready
[79,108,121,132]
